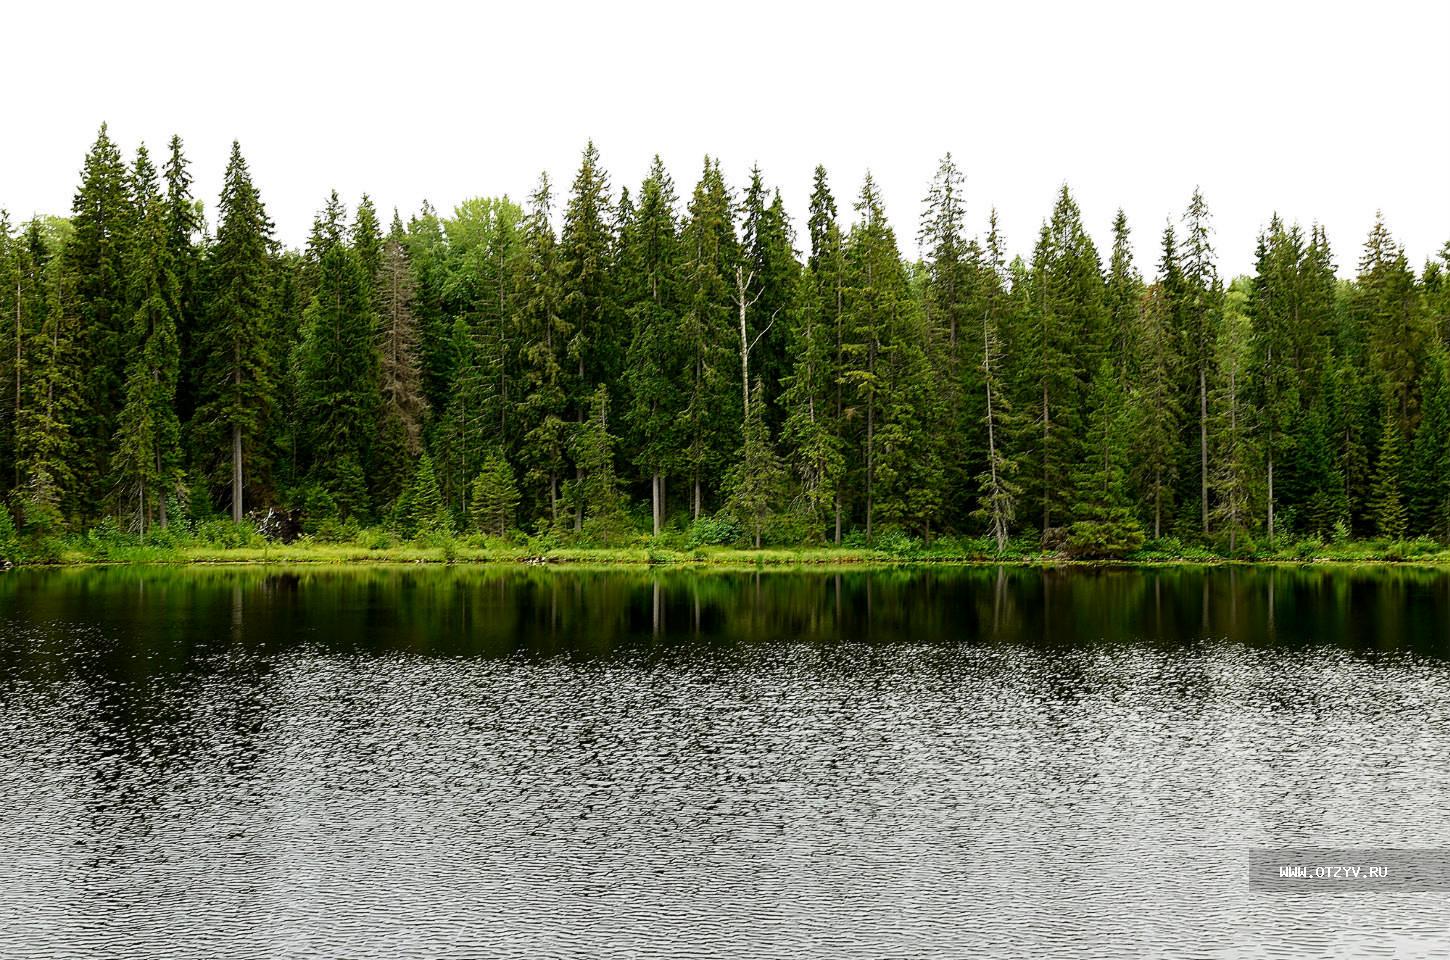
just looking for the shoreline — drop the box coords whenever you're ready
[13,544,1450,570]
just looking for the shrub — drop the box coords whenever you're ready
[0,506,21,565]
[194,519,265,549]
[685,514,742,548]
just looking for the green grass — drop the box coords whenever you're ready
[19,535,1450,568]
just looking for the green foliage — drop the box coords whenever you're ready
[469,451,520,537]
[15,133,1450,564]
[685,514,742,548]
[1370,410,1407,540]
[565,385,632,545]
[724,381,789,547]
[0,504,20,564]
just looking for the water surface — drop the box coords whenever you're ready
[2,565,1448,958]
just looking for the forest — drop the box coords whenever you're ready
[2,124,1449,562]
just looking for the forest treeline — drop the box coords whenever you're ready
[2,125,1449,557]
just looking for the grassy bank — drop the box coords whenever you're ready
[8,524,1450,568]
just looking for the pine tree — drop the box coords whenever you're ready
[780,255,844,540]
[1409,350,1450,539]
[514,175,570,526]
[1018,186,1105,542]
[805,164,849,542]
[163,136,202,425]
[396,450,451,536]
[295,243,379,518]
[1179,188,1221,536]
[1132,262,1181,539]
[725,379,788,547]
[1370,407,1407,540]
[16,253,81,525]
[1247,216,1302,541]
[1104,209,1142,383]
[1359,214,1430,431]
[373,232,428,507]
[1210,280,1257,554]
[558,141,616,414]
[1065,361,1143,557]
[739,169,797,422]
[351,194,383,285]
[197,141,274,521]
[918,154,976,527]
[622,157,682,535]
[469,450,520,537]
[566,385,631,544]
[973,214,1021,551]
[66,124,135,517]
[676,157,739,520]
[112,146,183,534]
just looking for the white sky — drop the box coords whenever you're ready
[5,0,1448,278]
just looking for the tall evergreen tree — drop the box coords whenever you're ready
[676,157,739,519]
[295,243,379,518]
[725,379,788,547]
[514,175,570,526]
[1179,188,1221,535]
[196,141,274,521]
[972,211,1020,551]
[112,146,183,533]
[621,157,682,535]
[1065,361,1143,557]
[1369,408,1407,540]
[373,231,428,508]
[66,124,134,517]
[1017,186,1105,541]
[566,384,630,543]
[469,450,520,537]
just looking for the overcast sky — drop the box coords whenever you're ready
[5,0,1447,277]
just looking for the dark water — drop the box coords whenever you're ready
[2,564,1449,958]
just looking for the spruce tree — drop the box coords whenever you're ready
[351,194,383,286]
[804,164,849,542]
[558,141,615,414]
[622,157,683,535]
[398,450,451,536]
[1104,209,1142,383]
[1179,188,1221,536]
[1358,214,1430,431]
[373,232,428,507]
[676,157,739,520]
[295,243,379,518]
[1370,407,1408,540]
[1132,256,1181,539]
[514,175,570,526]
[725,379,788,548]
[469,450,520,537]
[1210,280,1257,554]
[112,146,183,533]
[972,213,1021,551]
[1065,361,1143,557]
[1018,186,1105,542]
[780,254,844,540]
[66,124,135,517]
[566,385,631,544]
[1409,350,1450,539]
[162,136,202,425]
[197,141,274,521]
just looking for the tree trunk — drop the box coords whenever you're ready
[231,422,243,523]
[1267,451,1275,542]
[1200,366,1208,534]
[651,472,663,536]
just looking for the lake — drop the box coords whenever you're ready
[2,564,1448,958]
